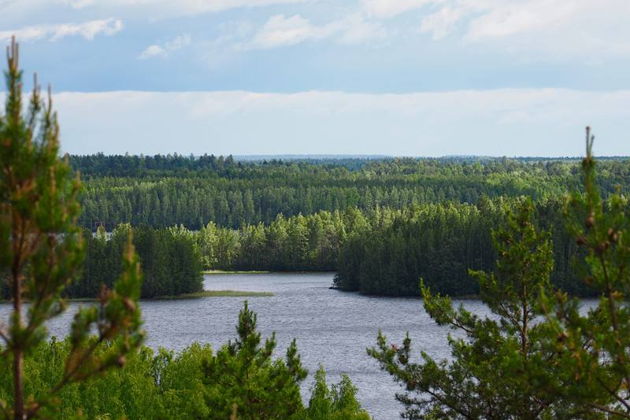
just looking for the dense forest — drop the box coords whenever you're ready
[67,225,203,298]
[66,154,630,297]
[151,201,584,296]
[57,193,592,298]
[1,225,203,300]
[72,154,630,230]
[55,198,588,298]
[333,199,588,296]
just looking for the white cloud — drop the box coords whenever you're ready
[56,0,310,19]
[462,0,581,41]
[420,6,465,39]
[165,34,192,50]
[0,18,123,43]
[250,15,333,49]
[247,14,385,49]
[0,0,312,30]
[362,0,438,19]
[336,14,387,45]
[48,89,630,156]
[138,45,166,59]
[417,0,630,58]
[61,0,96,8]
[139,33,191,59]
[340,0,630,60]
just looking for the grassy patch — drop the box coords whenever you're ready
[154,290,274,300]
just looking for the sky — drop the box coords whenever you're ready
[1,0,630,156]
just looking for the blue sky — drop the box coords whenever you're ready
[2,0,630,156]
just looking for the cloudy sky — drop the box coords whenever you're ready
[1,0,629,156]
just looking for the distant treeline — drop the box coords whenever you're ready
[71,155,630,230]
[67,226,203,298]
[177,202,585,296]
[66,155,630,298]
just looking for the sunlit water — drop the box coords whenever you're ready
[1,273,495,419]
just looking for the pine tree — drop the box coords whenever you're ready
[540,127,630,417]
[201,302,307,419]
[0,38,143,419]
[369,128,630,418]
[368,198,559,419]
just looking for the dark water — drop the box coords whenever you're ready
[0,273,493,419]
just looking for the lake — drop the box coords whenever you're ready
[1,273,493,419]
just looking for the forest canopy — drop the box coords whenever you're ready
[64,154,630,298]
[72,154,630,230]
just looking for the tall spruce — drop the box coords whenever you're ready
[0,38,143,419]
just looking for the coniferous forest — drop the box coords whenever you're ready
[0,39,372,419]
[3,13,630,418]
[68,154,630,297]
[73,153,630,230]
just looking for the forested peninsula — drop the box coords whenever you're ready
[67,154,630,297]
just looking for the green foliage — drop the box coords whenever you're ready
[201,301,307,419]
[470,198,554,336]
[72,153,630,230]
[0,304,370,420]
[334,199,588,297]
[335,203,500,296]
[305,366,372,420]
[171,201,585,297]
[370,128,630,419]
[0,339,204,420]
[68,147,629,298]
[61,201,590,299]
[196,210,349,272]
[369,199,561,419]
[66,225,203,299]
[539,127,630,417]
[0,38,143,419]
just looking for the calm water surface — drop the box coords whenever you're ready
[1,273,494,420]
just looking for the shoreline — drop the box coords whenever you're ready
[203,270,271,275]
[153,290,274,299]
[0,290,274,304]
